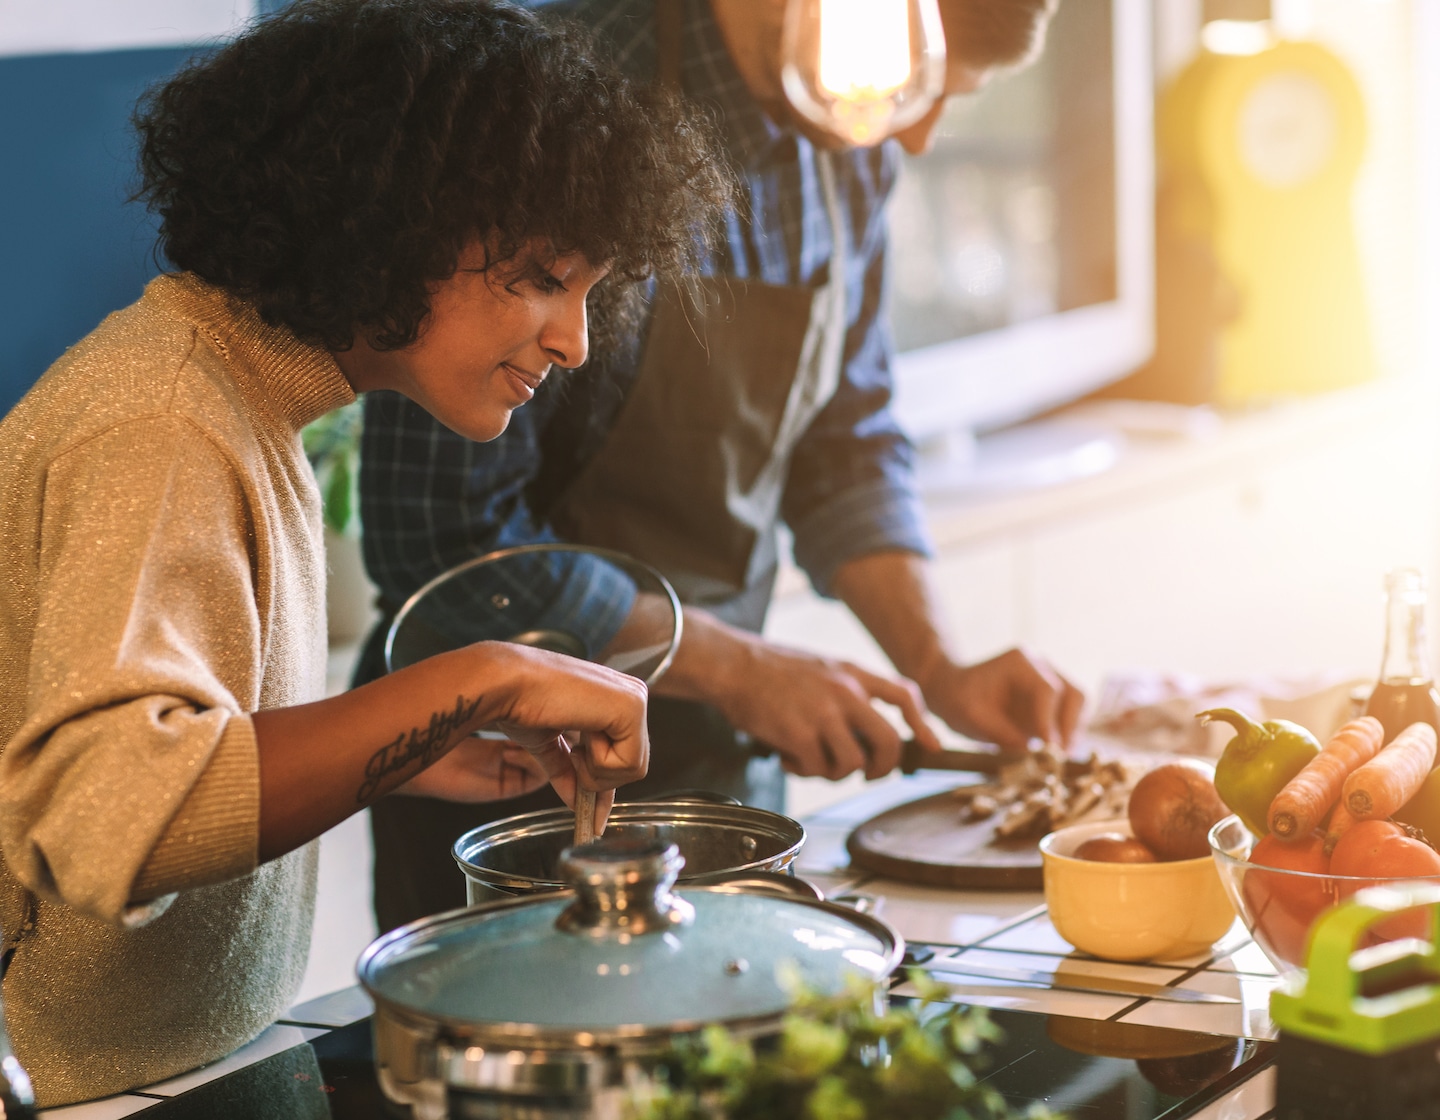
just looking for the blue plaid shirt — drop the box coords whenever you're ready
[359,0,932,653]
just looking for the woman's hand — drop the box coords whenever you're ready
[394,738,552,802]
[253,641,648,862]
[482,646,649,834]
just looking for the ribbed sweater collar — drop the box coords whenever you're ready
[147,273,356,431]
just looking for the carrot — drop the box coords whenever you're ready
[1323,800,1356,856]
[1343,722,1438,820]
[1268,716,1385,839]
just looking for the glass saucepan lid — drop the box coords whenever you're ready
[361,836,902,1043]
[384,542,682,685]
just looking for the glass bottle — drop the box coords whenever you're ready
[1363,567,1440,743]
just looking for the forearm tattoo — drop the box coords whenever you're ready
[357,694,485,802]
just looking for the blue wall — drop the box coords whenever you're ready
[0,46,205,416]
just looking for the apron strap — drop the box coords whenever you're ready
[655,0,684,93]
[766,149,848,462]
[816,150,848,274]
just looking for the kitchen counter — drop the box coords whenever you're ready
[40,774,1281,1120]
[798,773,1282,1044]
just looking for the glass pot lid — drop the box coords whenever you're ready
[359,837,901,1041]
[384,543,682,686]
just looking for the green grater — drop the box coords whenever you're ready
[1269,881,1440,1119]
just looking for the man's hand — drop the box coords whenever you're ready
[831,551,1087,757]
[656,612,942,780]
[726,644,943,780]
[916,647,1085,754]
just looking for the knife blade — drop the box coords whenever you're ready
[925,959,1241,1004]
[751,738,1092,778]
[897,740,1097,779]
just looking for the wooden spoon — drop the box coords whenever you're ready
[574,786,598,846]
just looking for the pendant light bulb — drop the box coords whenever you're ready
[781,0,946,146]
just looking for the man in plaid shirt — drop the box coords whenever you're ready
[356,0,1080,931]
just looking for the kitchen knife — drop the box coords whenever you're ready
[750,738,1092,777]
[897,740,1097,779]
[925,959,1242,1004]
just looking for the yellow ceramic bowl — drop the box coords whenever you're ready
[1040,818,1236,962]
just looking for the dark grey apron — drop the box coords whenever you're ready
[549,13,851,806]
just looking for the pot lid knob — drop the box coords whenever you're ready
[556,836,695,938]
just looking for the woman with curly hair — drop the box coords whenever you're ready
[0,0,728,1105]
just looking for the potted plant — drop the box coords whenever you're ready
[626,972,1057,1120]
[302,400,376,647]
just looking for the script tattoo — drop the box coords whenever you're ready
[357,694,485,803]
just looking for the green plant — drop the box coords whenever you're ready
[301,399,363,536]
[626,971,1059,1120]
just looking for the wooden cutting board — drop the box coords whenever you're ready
[845,784,1045,889]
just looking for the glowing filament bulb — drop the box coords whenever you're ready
[818,0,912,99]
[782,0,946,147]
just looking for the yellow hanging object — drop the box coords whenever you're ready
[1159,39,1373,403]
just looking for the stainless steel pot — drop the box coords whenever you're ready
[453,800,806,904]
[360,836,903,1120]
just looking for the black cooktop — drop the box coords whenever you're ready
[133,1005,1274,1120]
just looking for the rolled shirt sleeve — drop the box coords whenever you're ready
[0,415,263,927]
[787,475,933,598]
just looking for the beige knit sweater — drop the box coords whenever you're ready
[0,273,355,1105]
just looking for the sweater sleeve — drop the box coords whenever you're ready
[0,415,263,927]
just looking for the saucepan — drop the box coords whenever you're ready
[454,798,808,904]
[360,835,903,1120]
[387,542,809,895]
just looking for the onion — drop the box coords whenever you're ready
[1127,760,1228,861]
[1074,834,1158,863]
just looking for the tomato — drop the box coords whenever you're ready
[1329,819,1440,943]
[1395,766,1440,848]
[1329,820,1440,879]
[1243,831,1337,966]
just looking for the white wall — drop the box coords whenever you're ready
[0,1,256,57]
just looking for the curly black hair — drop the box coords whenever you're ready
[134,0,731,353]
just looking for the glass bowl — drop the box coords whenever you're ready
[1208,814,1439,973]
